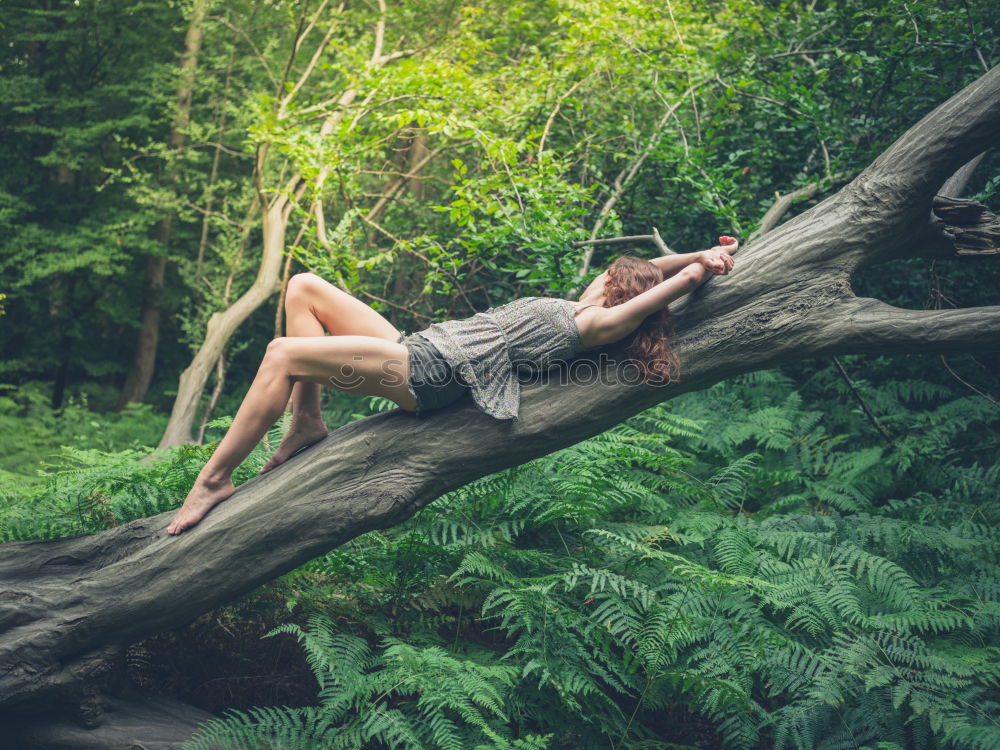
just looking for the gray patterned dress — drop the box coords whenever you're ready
[400,296,594,420]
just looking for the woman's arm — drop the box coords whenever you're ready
[583,263,707,346]
[648,251,707,277]
[583,237,738,348]
[648,235,739,277]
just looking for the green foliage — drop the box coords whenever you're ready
[0,382,167,482]
[2,355,996,748]
[0,0,182,391]
[3,0,998,410]
[177,365,1000,749]
[0,404,292,541]
[185,617,546,750]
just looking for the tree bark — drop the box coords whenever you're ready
[4,689,218,749]
[2,65,1000,727]
[117,0,209,409]
[116,254,167,409]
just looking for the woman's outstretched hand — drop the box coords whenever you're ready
[700,235,738,275]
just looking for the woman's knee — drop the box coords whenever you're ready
[263,336,291,367]
[285,272,324,304]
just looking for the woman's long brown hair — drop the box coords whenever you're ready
[602,255,680,384]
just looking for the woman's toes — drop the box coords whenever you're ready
[166,479,235,536]
[259,426,327,475]
[260,453,286,474]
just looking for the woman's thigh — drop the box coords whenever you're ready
[278,334,416,410]
[288,273,401,341]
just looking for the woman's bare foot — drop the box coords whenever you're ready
[260,419,328,474]
[167,476,236,535]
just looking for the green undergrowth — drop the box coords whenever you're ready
[2,360,998,749]
[190,365,1000,749]
[0,386,381,538]
[0,382,169,486]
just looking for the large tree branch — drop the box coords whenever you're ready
[814,298,1000,355]
[844,64,1000,219]
[938,153,986,198]
[751,172,850,240]
[927,195,1000,257]
[915,152,1000,259]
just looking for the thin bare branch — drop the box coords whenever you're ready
[752,172,849,241]
[664,0,686,49]
[574,79,708,282]
[832,357,895,444]
[210,15,279,90]
[538,75,592,158]
[355,287,433,322]
[570,228,674,255]
[715,75,807,117]
[182,201,246,229]
[939,356,1000,409]
[299,92,436,119]
[279,1,343,118]
[367,145,446,222]
[766,48,836,59]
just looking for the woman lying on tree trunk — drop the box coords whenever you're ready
[167,236,737,535]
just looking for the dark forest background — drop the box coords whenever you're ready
[1,1,999,748]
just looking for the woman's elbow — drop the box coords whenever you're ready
[678,264,706,289]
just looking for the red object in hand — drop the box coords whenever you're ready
[718,235,738,246]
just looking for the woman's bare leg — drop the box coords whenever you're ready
[167,334,416,535]
[261,273,403,474]
[264,277,330,473]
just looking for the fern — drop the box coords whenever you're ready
[6,362,999,749]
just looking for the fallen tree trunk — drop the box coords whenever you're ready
[2,65,999,727]
[4,689,218,749]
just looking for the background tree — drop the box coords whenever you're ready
[115,0,211,409]
[0,0,179,409]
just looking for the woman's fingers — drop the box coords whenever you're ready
[704,245,735,275]
[705,252,734,275]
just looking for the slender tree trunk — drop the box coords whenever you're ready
[117,0,208,409]
[388,130,433,303]
[117,254,167,409]
[196,353,227,444]
[49,276,72,410]
[406,128,429,201]
[157,0,411,446]
[195,51,236,286]
[157,196,295,447]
